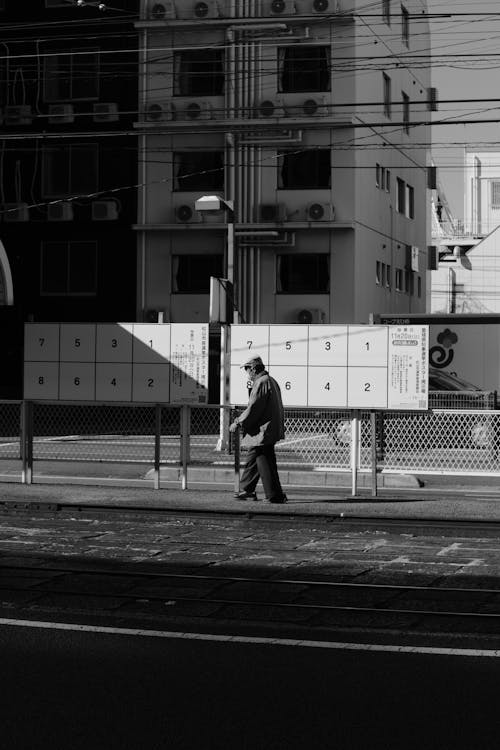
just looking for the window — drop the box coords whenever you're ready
[174,50,224,97]
[40,241,97,296]
[376,163,381,187]
[277,254,330,293]
[385,169,391,192]
[491,181,500,208]
[396,177,405,213]
[402,91,410,133]
[404,269,411,293]
[42,144,98,197]
[383,0,391,25]
[406,184,414,218]
[376,260,382,285]
[386,264,391,287]
[44,48,99,101]
[278,149,331,189]
[279,46,330,93]
[395,268,403,292]
[401,5,410,46]
[172,255,223,293]
[417,275,422,297]
[174,152,224,191]
[383,73,391,118]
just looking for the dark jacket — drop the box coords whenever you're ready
[237,370,285,447]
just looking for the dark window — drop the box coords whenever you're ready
[42,144,98,197]
[401,5,410,46]
[40,241,97,296]
[279,149,331,189]
[396,177,405,214]
[383,73,391,118]
[172,254,223,293]
[376,163,381,187]
[402,90,410,133]
[44,48,99,102]
[277,254,330,293]
[174,50,224,96]
[279,46,330,92]
[406,183,414,218]
[174,152,224,191]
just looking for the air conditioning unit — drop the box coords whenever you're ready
[177,101,213,121]
[297,308,326,324]
[145,102,174,121]
[145,309,167,323]
[47,202,73,221]
[311,0,337,12]
[270,0,296,15]
[427,87,438,112]
[5,105,32,125]
[193,0,219,18]
[48,104,74,124]
[92,200,119,221]
[302,97,328,117]
[2,202,29,222]
[149,1,176,19]
[259,203,287,222]
[257,98,286,118]
[93,103,119,122]
[306,202,335,221]
[174,204,202,223]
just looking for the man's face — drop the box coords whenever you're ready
[244,365,256,384]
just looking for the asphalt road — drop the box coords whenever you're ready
[1,621,499,750]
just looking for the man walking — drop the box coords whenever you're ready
[229,355,287,504]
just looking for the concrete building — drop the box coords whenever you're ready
[135,0,432,326]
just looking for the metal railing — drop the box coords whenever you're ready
[1,400,500,490]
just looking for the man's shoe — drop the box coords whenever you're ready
[234,490,259,501]
[267,494,288,504]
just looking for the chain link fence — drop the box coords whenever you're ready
[1,399,500,486]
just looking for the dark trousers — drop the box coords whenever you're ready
[240,444,284,501]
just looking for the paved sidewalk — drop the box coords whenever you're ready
[1,476,500,522]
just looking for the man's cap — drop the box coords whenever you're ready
[240,355,264,369]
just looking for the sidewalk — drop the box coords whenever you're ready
[2,473,500,523]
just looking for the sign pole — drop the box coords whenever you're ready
[350,409,359,497]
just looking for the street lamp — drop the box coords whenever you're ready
[195,195,236,450]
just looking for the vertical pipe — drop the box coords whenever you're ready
[154,403,161,490]
[370,411,378,498]
[180,405,190,490]
[21,400,33,485]
[233,414,241,495]
[350,410,359,497]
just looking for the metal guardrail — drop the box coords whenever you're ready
[1,399,500,489]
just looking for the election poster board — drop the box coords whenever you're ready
[230,324,428,410]
[23,323,209,404]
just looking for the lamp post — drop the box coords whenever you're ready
[195,195,236,450]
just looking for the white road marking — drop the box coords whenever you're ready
[0,617,499,657]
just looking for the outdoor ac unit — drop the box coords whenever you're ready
[270,0,296,14]
[193,0,219,18]
[259,203,287,222]
[5,105,32,125]
[257,98,286,118]
[306,202,334,221]
[48,104,74,124]
[297,308,326,324]
[302,97,328,117]
[145,102,174,121]
[178,101,213,121]
[2,202,29,222]
[92,200,119,221]
[427,87,438,112]
[93,103,119,122]
[311,0,338,12]
[47,202,73,221]
[174,204,202,223]
[149,1,176,19]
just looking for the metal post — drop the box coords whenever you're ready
[370,411,378,498]
[216,324,231,452]
[233,415,241,495]
[21,400,33,485]
[350,410,359,497]
[154,404,161,490]
[180,405,190,490]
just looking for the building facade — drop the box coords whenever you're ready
[135,0,432,326]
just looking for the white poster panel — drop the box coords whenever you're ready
[132,363,170,402]
[96,324,134,363]
[347,325,388,367]
[24,323,60,362]
[388,325,428,410]
[269,325,308,366]
[230,365,252,405]
[347,367,388,408]
[307,366,348,407]
[23,362,59,400]
[230,324,269,366]
[132,324,171,364]
[307,325,348,367]
[169,324,209,404]
[95,363,132,402]
[59,362,95,401]
[268,366,308,406]
[60,324,96,362]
